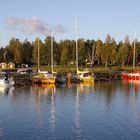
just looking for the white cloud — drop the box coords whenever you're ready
[5,16,66,35]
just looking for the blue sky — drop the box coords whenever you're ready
[0,0,140,46]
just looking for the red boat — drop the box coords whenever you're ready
[122,70,140,80]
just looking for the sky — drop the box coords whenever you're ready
[0,0,140,46]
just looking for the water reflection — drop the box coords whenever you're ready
[31,84,56,136]
[1,81,140,139]
[0,86,15,95]
[49,86,56,132]
[0,127,3,137]
[122,80,140,121]
[0,86,9,95]
[94,81,119,107]
[122,80,140,95]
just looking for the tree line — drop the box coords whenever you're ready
[0,34,140,67]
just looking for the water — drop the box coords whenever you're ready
[0,80,140,140]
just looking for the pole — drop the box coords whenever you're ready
[75,17,78,74]
[37,37,40,73]
[133,31,136,69]
[51,32,53,74]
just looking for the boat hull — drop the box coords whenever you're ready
[79,77,94,82]
[41,79,55,84]
[32,78,55,84]
[122,73,140,80]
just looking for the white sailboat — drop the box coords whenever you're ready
[32,37,55,84]
[75,18,94,82]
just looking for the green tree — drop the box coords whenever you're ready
[59,40,73,65]
[32,38,46,66]
[85,39,96,66]
[44,36,51,66]
[102,34,112,67]
[60,46,69,65]
[22,39,33,65]
[7,38,22,65]
[110,38,117,65]
[78,39,86,65]
[95,39,103,65]
[0,47,6,62]
[118,36,131,66]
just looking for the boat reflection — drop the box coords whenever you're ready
[31,84,56,132]
[122,80,139,120]
[0,86,14,95]
[73,82,94,139]
[122,80,140,89]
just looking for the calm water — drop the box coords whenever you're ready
[0,80,140,140]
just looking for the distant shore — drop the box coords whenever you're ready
[0,65,139,74]
[31,65,139,73]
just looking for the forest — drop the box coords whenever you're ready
[0,34,140,68]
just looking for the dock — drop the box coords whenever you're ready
[94,71,122,81]
[11,71,122,85]
[13,74,32,85]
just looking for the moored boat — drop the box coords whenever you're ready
[56,75,67,84]
[32,72,55,84]
[122,32,137,81]
[31,37,56,85]
[0,78,15,87]
[122,70,140,80]
[77,70,94,82]
[74,18,94,83]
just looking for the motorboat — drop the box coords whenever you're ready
[56,75,67,84]
[0,78,15,87]
[122,70,140,80]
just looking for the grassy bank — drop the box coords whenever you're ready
[1,65,139,74]
[31,65,140,73]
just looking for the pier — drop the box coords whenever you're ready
[11,71,122,85]
[13,74,32,85]
[94,71,122,81]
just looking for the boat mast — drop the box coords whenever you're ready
[51,32,54,74]
[133,31,136,69]
[75,17,78,74]
[37,37,40,73]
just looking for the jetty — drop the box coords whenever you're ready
[94,71,122,81]
[10,71,121,85]
[13,74,32,85]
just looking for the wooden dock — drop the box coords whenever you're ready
[94,71,122,81]
[13,74,32,85]
[11,71,122,85]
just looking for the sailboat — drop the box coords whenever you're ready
[32,37,56,84]
[74,18,94,83]
[122,32,140,81]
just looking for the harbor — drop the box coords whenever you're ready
[0,68,122,86]
[0,0,140,139]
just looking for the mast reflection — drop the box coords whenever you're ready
[74,82,94,139]
[31,84,56,131]
[49,85,56,132]
[74,84,82,139]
